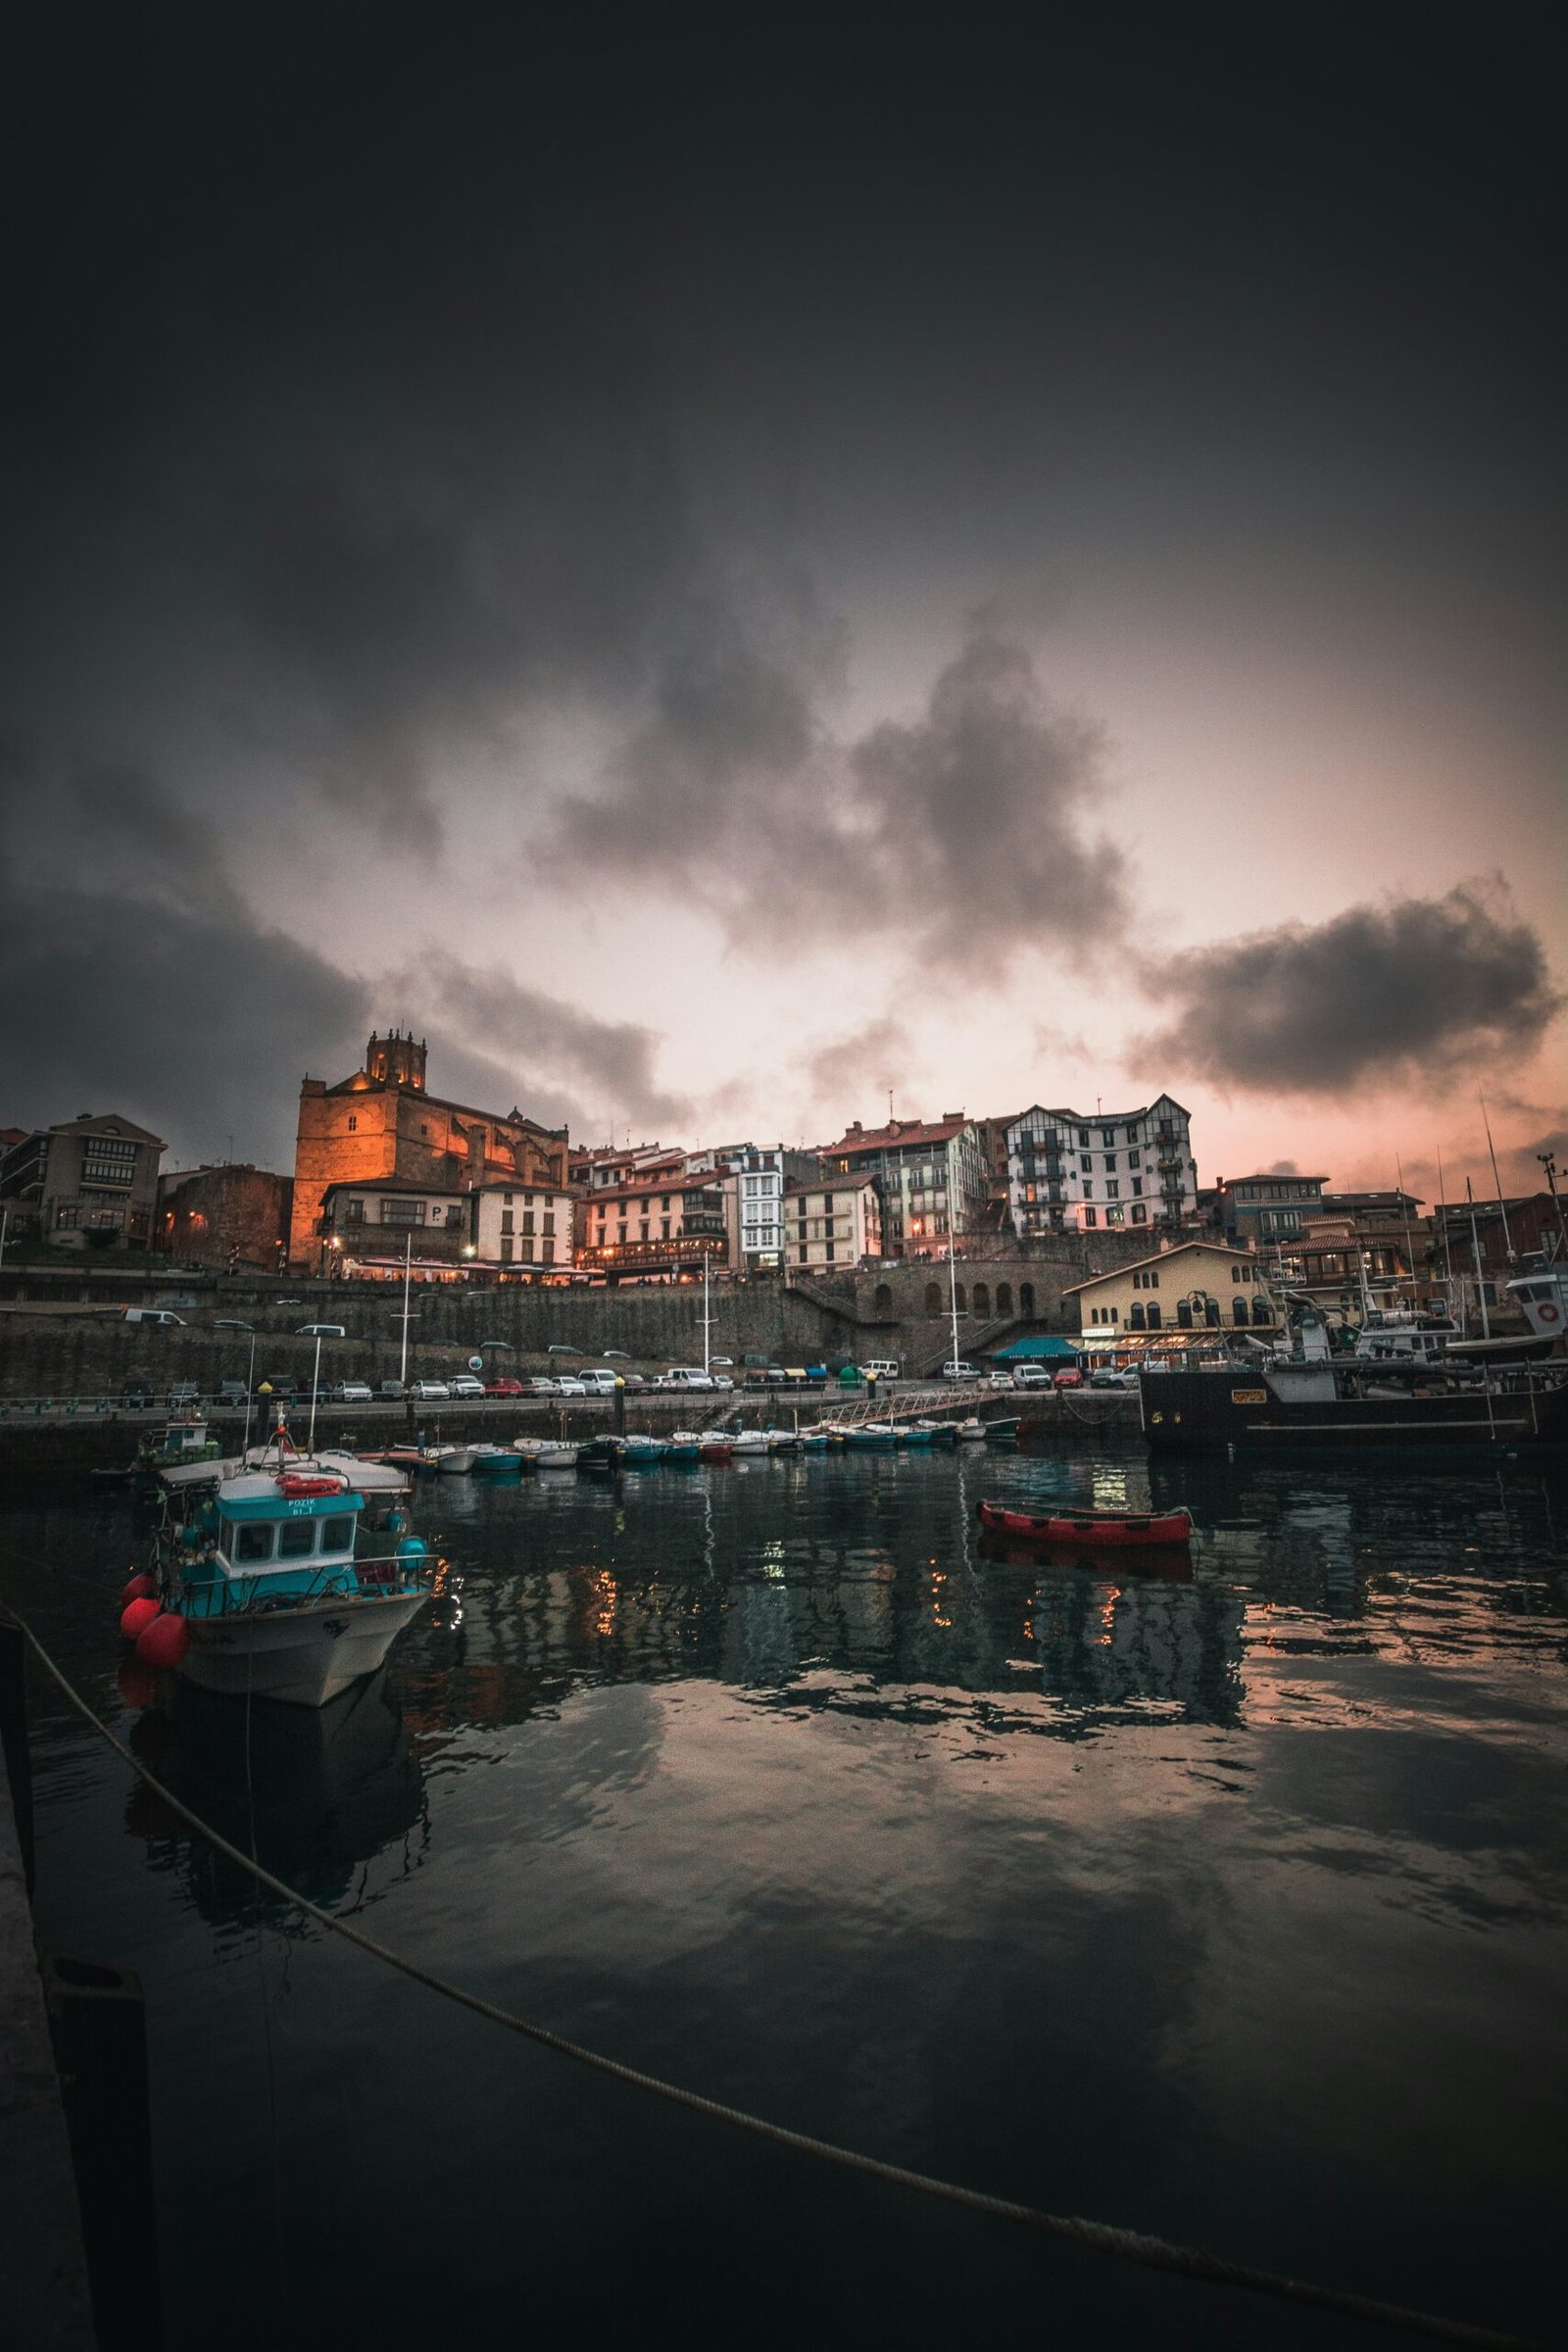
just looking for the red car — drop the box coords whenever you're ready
[1053,1367,1085,1390]
[484,1376,525,1396]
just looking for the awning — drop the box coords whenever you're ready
[991,1335,1081,1360]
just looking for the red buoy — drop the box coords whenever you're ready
[135,1613,190,1671]
[120,1573,155,1608]
[120,1596,162,1643]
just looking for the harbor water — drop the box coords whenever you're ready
[5,1441,1566,2348]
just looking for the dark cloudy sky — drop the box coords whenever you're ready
[4,10,1562,1199]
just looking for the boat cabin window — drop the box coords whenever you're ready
[320,1515,355,1550]
[233,1523,274,1563]
[277,1519,318,1559]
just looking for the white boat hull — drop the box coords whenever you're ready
[177,1591,428,1707]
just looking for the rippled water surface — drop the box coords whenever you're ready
[6,1442,1566,2348]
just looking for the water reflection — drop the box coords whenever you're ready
[122,1673,427,1934]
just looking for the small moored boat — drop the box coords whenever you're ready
[977,1499,1194,1547]
[137,1466,430,1706]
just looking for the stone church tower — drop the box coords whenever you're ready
[288,1028,569,1267]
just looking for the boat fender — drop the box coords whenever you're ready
[135,1613,190,1670]
[396,1536,428,1560]
[120,1572,156,1607]
[119,1596,162,1643]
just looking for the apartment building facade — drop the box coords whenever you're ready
[1004,1096,1196,1235]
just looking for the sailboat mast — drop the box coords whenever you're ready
[1479,1094,1514,1258]
[1465,1177,1492,1340]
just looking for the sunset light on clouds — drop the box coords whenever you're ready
[3,13,1561,1203]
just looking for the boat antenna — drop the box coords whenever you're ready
[1479,1093,1514,1258]
[1540,1152,1566,1261]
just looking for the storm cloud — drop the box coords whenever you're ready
[555,627,1125,961]
[1135,884,1563,1094]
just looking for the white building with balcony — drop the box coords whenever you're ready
[1004,1095,1197,1236]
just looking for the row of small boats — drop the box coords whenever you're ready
[378,1416,1022,1477]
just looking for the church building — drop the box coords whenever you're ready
[288,1029,570,1268]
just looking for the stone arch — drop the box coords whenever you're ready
[1176,1298,1194,1329]
[995,1282,1012,1316]
[1233,1297,1249,1325]
[1204,1298,1221,1328]
[972,1282,991,1318]
[924,1282,942,1316]
[1019,1281,1035,1316]
[874,1282,893,1314]
[954,1283,967,1314]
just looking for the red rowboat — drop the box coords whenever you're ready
[977,1499,1193,1547]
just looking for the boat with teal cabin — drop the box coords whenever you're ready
[146,1464,429,1706]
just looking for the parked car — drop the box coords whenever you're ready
[578,1369,621,1395]
[485,1376,525,1396]
[378,1379,407,1399]
[123,1307,184,1327]
[255,1376,298,1400]
[618,1372,648,1392]
[122,1381,152,1408]
[710,1354,733,1367]
[168,1382,201,1408]
[860,1359,901,1384]
[1089,1367,1140,1390]
[212,1318,254,1332]
[216,1380,249,1406]
[1010,1365,1052,1389]
[1054,1367,1085,1390]
[525,1376,559,1395]
[333,1380,374,1402]
[603,1348,631,1360]
[660,1367,715,1391]
[941,1361,982,1380]
[546,1343,582,1356]
[297,1322,346,1339]
[448,1375,486,1398]
[409,1380,451,1400]
[742,1351,771,1369]
[986,1370,1015,1388]
[554,1375,588,1396]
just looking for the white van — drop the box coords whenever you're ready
[578,1368,622,1395]
[122,1307,184,1326]
[860,1359,901,1383]
[660,1367,715,1391]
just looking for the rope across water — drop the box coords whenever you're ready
[0,1592,1545,2352]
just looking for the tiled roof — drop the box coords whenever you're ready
[816,1115,968,1154]
[1060,1239,1266,1296]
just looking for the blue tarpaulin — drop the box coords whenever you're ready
[991,1335,1081,1361]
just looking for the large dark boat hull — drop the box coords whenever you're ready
[1140,1370,1568,1452]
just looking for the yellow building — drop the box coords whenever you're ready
[1063,1240,1279,1352]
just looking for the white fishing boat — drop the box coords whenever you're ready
[515,1438,580,1470]
[135,1464,429,1707]
[1507,1256,1567,1340]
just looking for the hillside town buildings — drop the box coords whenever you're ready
[784,1175,883,1269]
[1218,1171,1328,1246]
[815,1115,990,1254]
[157,1163,292,1271]
[1003,1096,1197,1235]
[19,1112,167,1251]
[1064,1241,1280,1351]
[575,1173,728,1278]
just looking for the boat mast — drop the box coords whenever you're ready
[1479,1094,1514,1260]
[399,1231,414,1387]
[308,1332,323,1451]
[1436,1145,1458,1325]
[948,1225,960,1370]
[1395,1154,1420,1311]
[702,1251,710,1377]
[1465,1177,1492,1339]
